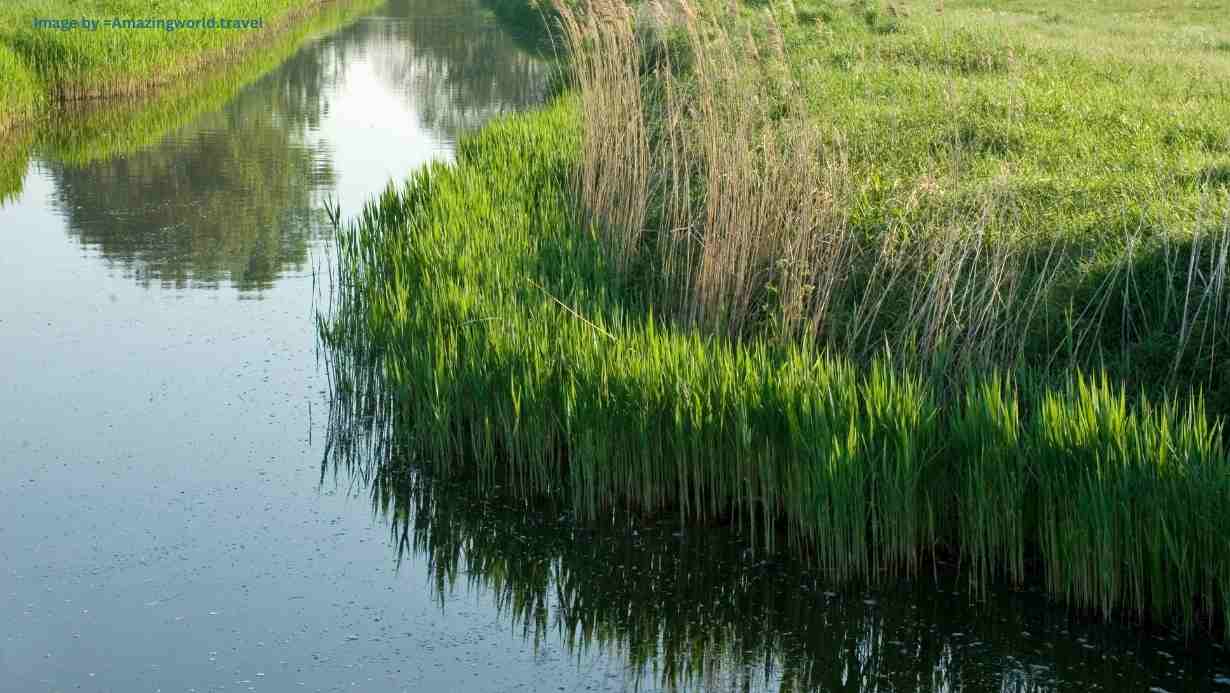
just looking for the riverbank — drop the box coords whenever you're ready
[321,97,1229,638]
[0,0,358,134]
[0,0,381,203]
[319,0,1230,638]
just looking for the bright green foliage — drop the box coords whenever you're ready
[1032,374,1230,631]
[322,99,1230,637]
[952,373,1027,594]
[0,43,42,133]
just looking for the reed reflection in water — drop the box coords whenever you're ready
[322,419,1061,693]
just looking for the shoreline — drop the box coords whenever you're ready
[319,96,1229,640]
[317,1,1230,641]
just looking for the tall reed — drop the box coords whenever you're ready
[319,96,1230,637]
[552,0,1230,401]
[553,0,1064,371]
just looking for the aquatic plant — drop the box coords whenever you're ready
[319,97,1230,638]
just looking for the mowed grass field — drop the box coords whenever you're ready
[783,0,1230,258]
[0,0,338,133]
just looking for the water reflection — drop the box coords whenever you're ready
[322,387,1229,692]
[43,120,331,292]
[329,455,1056,692]
[4,0,547,293]
[370,0,552,138]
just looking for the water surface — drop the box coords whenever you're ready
[1,1,1228,691]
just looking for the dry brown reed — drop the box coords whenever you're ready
[554,1,650,272]
[554,0,1069,371]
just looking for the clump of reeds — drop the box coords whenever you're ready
[1032,373,1229,631]
[318,0,1230,640]
[0,43,42,136]
[555,0,650,273]
[553,0,1230,396]
[318,95,1230,638]
[553,0,1067,373]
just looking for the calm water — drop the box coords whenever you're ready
[0,1,1227,691]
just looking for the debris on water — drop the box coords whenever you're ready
[346,634,360,641]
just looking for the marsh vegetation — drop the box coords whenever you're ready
[318,0,1230,642]
[1,0,1225,688]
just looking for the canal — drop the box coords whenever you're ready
[2,1,1227,691]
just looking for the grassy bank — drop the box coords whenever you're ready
[0,0,380,203]
[556,0,1230,411]
[0,0,357,134]
[322,98,1229,637]
[320,0,1230,638]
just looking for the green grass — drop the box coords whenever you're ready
[0,0,359,134]
[0,41,43,132]
[774,0,1230,402]
[547,0,1230,414]
[791,0,1230,229]
[320,97,1230,637]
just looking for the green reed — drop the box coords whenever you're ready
[951,373,1029,595]
[1032,373,1230,631]
[0,42,42,134]
[320,98,1230,639]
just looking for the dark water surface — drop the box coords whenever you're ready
[1,1,1228,691]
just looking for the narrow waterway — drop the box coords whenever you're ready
[1,1,1227,691]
